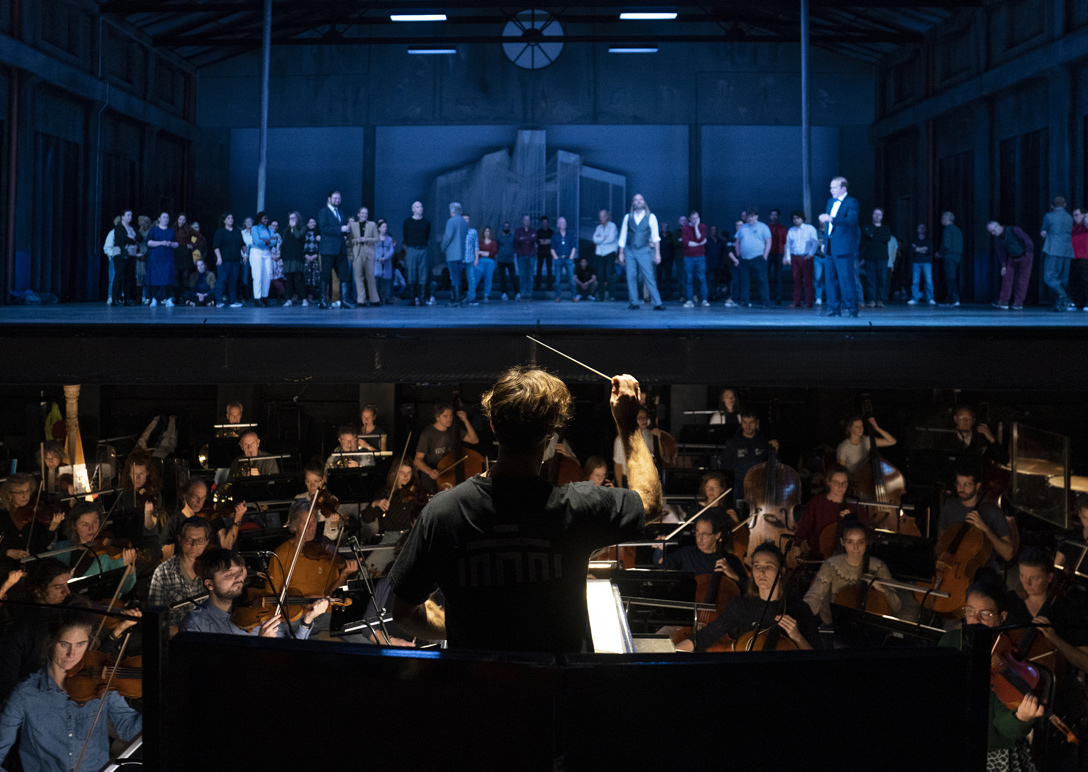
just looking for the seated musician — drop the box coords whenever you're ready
[708,387,741,430]
[56,501,137,596]
[836,415,896,474]
[0,472,64,567]
[938,465,1013,578]
[295,460,346,540]
[1008,547,1088,674]
[327,424,371,468]
[37,441,68,496]
[802,519,901,624]
[362,463,426,576]
[794,464,862,561]
[582,456,612,486]
[115,449,165,554]
[228,430,281,480]
[216,401,246,438]
[268,499,359,634]
[612,406,655,488]
[390,369,657,652]
[179,547,328,638]
[0,610,143,772]
[675,542,817,652]
[720,408,779,506]
[359,404,389,452]
[149,516,213,632]
[413,402,480,493]
[937,404,1009,466]
[160,478,244,561]
[696,472,737,526]
[938,581,1043,769]
[653,511,747,593]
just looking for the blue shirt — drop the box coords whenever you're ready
[251,224,274,253]
[464,228,479,263]
[179,598,312,639]
[735,222,771,260]
[0,668,142,772]
[553,230,575,259]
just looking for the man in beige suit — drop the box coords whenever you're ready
[351,206,380,306]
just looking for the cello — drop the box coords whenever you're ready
[669,540,743,647]
[849,394,918,537]
[917,521,992,614]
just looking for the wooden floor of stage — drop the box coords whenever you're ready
[0,299,1086,331]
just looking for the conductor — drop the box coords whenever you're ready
[389,367,661,652]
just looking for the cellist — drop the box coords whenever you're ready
[802,519,900,624]
[938,465,1013,578]
[674,542,816,652]
[652,512,746,593]
[413,402,480,494]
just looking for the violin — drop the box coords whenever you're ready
[64,650,142,706]
[231,586,352,631]
[1007,566,1076,684]
[990,632,1079,744]
[11,500,63,528]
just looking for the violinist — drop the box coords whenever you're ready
[363,464,426,575]
[793,465,862,561]
[694,472,736,526]
[390,369,656,652]
[938,582,1044,770]
[939,465,1013,573]
[674,542,816,652]
[359,404,389,452]
[612,406,655,488]
[160,478,244,561]
[267,499,358,632]
[0,472,64,567]
[652,512,747,593]
[0,559,71,704]
[228,430,281,480]
[148,517,213,632]
[802,519,901,624]
[115,449,165,552]
[720,408,779,506]
[1009,547,1088,674]
[294,460,344,540]
[57,502,137,596]
[836,415,896,475]
[0,611,142,772]
[179,548,327,638]
[582,456,612,486]
[413,402,480,493]
[36,441,68,497]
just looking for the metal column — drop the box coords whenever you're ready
[256,0,271,213]
[800,0,812,222]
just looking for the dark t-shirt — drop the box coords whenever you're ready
[910,237,933,264]
[387,475,645,652]
[416,425,465,468]
[212,227,245,263]
[939,498,1009,570]
[693,594,819,651]
[536,227,554,260]
[403,218,431,249]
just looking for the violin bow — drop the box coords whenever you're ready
[72,631,131,772]
[91,564,135,646]
[24,442,47,547]
[388,432,412,499]
[278,483,324,616]
[320,528,346,598]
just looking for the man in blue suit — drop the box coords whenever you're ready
[440,202,470,306]
[818,176,860,318]
[316,190,357,310]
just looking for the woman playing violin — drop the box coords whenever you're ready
[0,472,65,567]
[938,582,1044,771]
[675,542,816,652]
[0,610,142,772]
[802,519,900,624]
[361,463,424,576]
[296,460,352,541]
[56,502,137,596]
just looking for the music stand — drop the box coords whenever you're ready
[830,603,946,649]
[869,532,936,583]
[327,463,389,505]
[234,472,303,503]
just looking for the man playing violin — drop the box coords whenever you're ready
[149,516,214,632]
[180,547,328,639]
[160,478,244,561]
[0,610,143,772]
[938,582,1044,769]
[389,369,659,653]
[413,402,480,494]
[938,466,1013,576]
[228,430,281,480]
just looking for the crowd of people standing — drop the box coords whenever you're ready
[100,182,1088,313]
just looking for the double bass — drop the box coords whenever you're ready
[849,395,918,537]
[742,446,801,566]
[434,388,486,491]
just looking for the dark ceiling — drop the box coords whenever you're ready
[99,1,977,68]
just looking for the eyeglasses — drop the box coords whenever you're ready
[963,606,996,622]
[182,537,209,546]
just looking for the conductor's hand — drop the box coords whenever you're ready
[611,374,642,433]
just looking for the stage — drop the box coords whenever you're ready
[1,301,1085,389]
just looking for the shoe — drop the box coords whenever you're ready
[426,296,437,306]
[164,298,175,307]
[283,299,293,307]
[1065,302,1077,311]
[142,298,151,305]
[447,301,460,307]
[589,295,597,302]
[331,300,341,308]
[866,301,876,308]
[653,304,667,311]
[827,311,841,317]
[907,299,918,305]
[790,303,801,309]
[150,299,159,307]
[1012,304,1024,310]
[106,298,113,306]
[683,300,695,308]
[927,299,936,305]
[501,293,508,301]
[572,296,580,303]
[939,301,960,308]
[514,293,521,301]
[875,301,885,308]
[302,299,310,307]
[216,302,226,308]
[814,298,822,305]
[849,311,859,318]
[628,303,640,310]
[468,300,479,306]
[342,299,358,309]
[230,302,244,308]
[319,299,330,309]
[369,302,381,307]
[723,300,738,308]
[701,300,710,307]
[604,293,612,301]
[992,302,1009,310]
[482,297,489,303]
[1083,306,1088,312]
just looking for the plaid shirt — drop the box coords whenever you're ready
[148,555,205,628]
